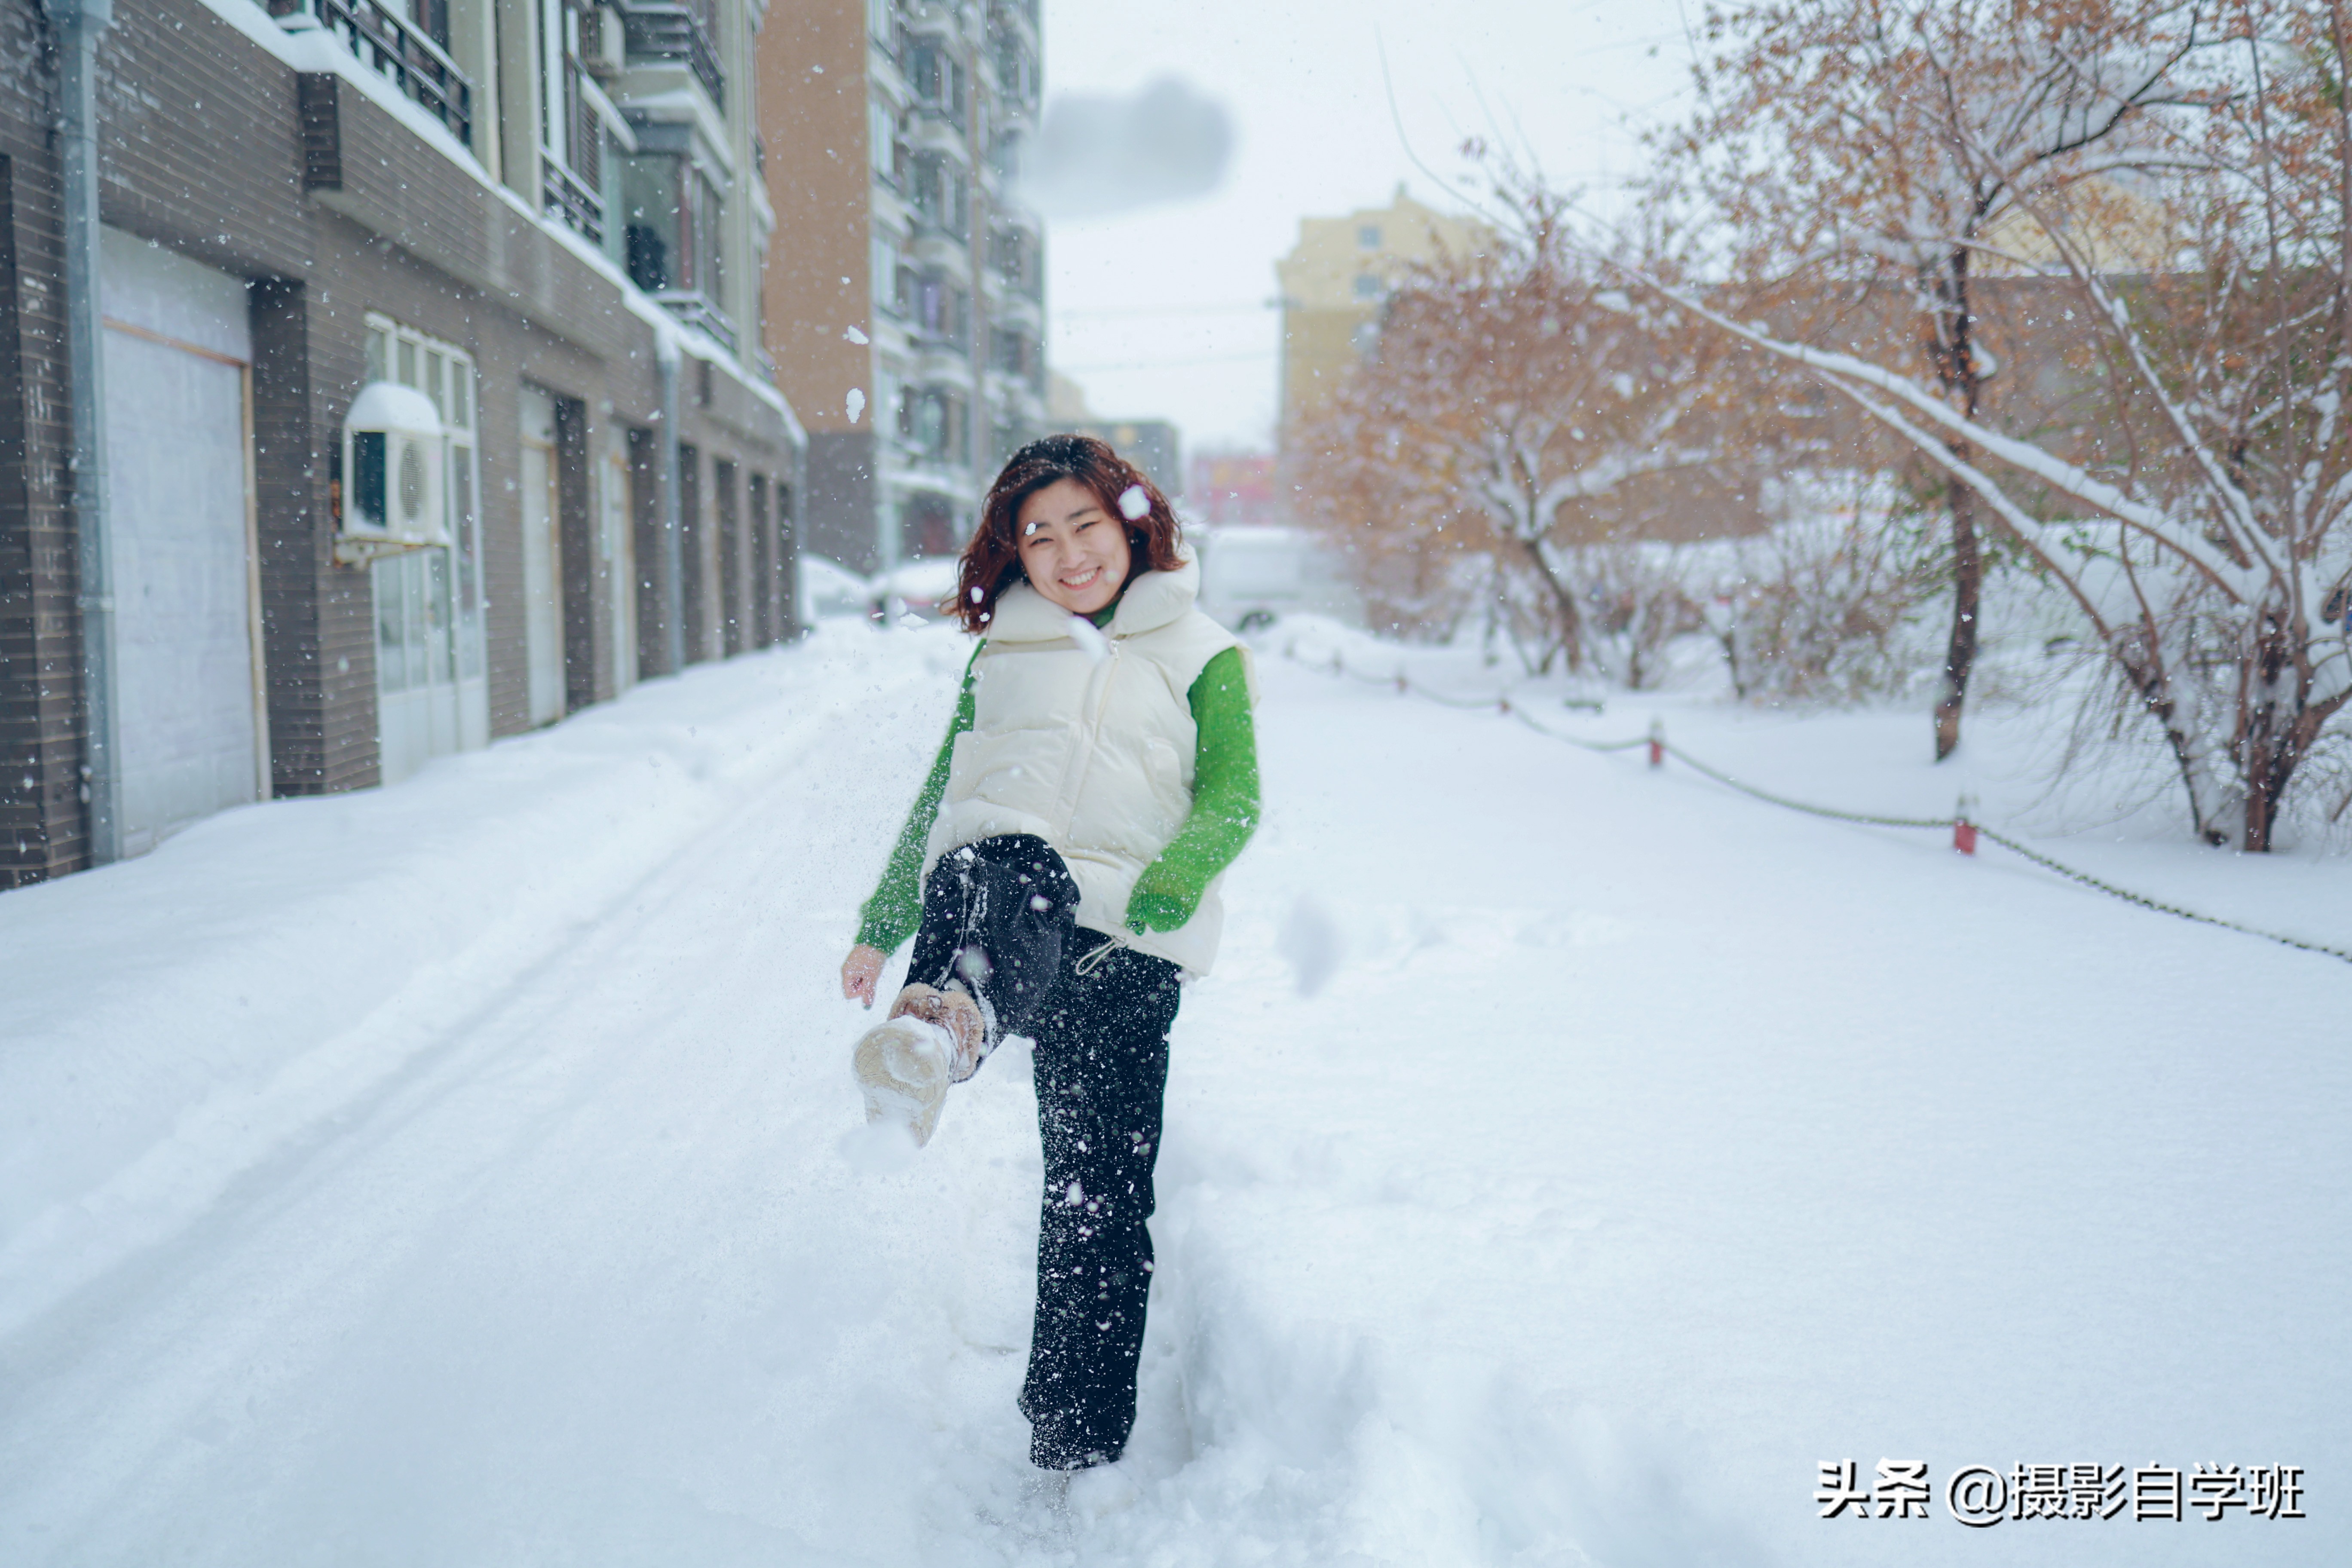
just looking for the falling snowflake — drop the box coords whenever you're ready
[845,388,866,423]
[843,325,869,345]
[1117,484,1150,520]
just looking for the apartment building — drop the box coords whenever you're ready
[758,0,1047,574]
[1275,185,1485,441]
[0,0,805,888]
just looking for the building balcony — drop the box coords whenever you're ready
[988,0,1041,40]
[654,289,736,353]
[983,374,1046,422]
[906,107,971,161]
[270,0,473,146]
[913,340,976,389]
[909,223,971,277]
[990,283,1042,330]
[619,0,725,111]
[542,158,603,245]
[883,458,976,500]
[900,0,973,36]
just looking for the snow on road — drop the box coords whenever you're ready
[2,622,2345,1566]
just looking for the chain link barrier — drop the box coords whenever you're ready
[1282,640,2352,969]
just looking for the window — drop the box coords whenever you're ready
[992,325,1036,378]
[360,314,484,682]
[1358,224,1382,249]
[906,387,967,463]
[873,233,904,314]
[621,155,725,297]
[912,273,967,348]
[870,101,902,181]
[989,129,1025,182]
[994,35,1035,106]
[905,40,965,113]
[691,169,723,300]
[910,154,968,238]
[989,225,1041,297]
[1353,273,1381,299]
[867,0,893,40]
[534,0,602,240]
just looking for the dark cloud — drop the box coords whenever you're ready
[1017,76,1234,219]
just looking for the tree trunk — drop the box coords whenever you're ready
[1518,535,1584,672]
[1934,472,1981,761]
[2240,703,2322,853]
[1930,244,1984,763]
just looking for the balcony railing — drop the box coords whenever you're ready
[621,0,725,110]
[543,158,603,245]
[271,0,473,145]
[655,290,737,354]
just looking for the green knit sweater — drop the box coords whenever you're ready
[854,637,1259,952]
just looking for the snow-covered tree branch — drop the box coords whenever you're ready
[1620,0,2352,848]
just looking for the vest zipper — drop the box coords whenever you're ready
[1051,636,1121,837]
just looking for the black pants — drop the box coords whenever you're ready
[908,834,1181,1470]
[906,835,1080,1055]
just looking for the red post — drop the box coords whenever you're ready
[1953,792,1978,855]
[1647,718,1666,769]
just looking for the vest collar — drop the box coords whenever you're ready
[986,551,1201,643]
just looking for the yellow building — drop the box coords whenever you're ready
[1275,185,1488,440]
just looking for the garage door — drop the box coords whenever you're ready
[100,227,263,857]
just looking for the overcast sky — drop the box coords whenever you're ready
[1038,0,1699,457]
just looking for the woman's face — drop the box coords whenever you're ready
[1015,477,1133,617]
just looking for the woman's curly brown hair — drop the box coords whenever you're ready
[949,433,1186,634]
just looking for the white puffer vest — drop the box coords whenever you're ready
[924,555,1247,975]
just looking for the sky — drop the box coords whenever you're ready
[1038,0,1700,457]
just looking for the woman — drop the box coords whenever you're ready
[838,433,1259,1491]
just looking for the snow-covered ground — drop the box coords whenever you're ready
[2,618,2344,1565]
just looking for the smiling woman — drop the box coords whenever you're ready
[837,431,1261,1494]
[949,433,1188,632]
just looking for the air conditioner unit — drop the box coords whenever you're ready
[337,380,452,567]
[584,4,625,76]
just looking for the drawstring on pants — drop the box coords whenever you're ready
[1072,934,1128,977]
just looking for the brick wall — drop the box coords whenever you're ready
[0,0,88,883]
[0,0,801,885]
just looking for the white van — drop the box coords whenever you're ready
[1194,525,1362,632]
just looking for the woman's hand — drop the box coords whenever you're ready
[841,944,886,1008]
[1123,860,1200,934]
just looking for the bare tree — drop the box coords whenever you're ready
[1290,184,1761,674]
[1669,0,2220,757]
[1626,0,2352,849]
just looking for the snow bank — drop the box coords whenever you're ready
[0,625,969,1339]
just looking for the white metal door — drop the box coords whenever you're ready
[519,387,564,726]
[100,227,262,856]
[373,547,461,785]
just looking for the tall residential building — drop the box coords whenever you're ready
[0,0,802,887]
[1275,185,1485,441]
[759,0,1048,573]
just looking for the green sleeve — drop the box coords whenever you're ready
[1125,645,1261,934]
[854,646,980,952]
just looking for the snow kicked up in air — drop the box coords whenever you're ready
[0,618,2345,1566]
